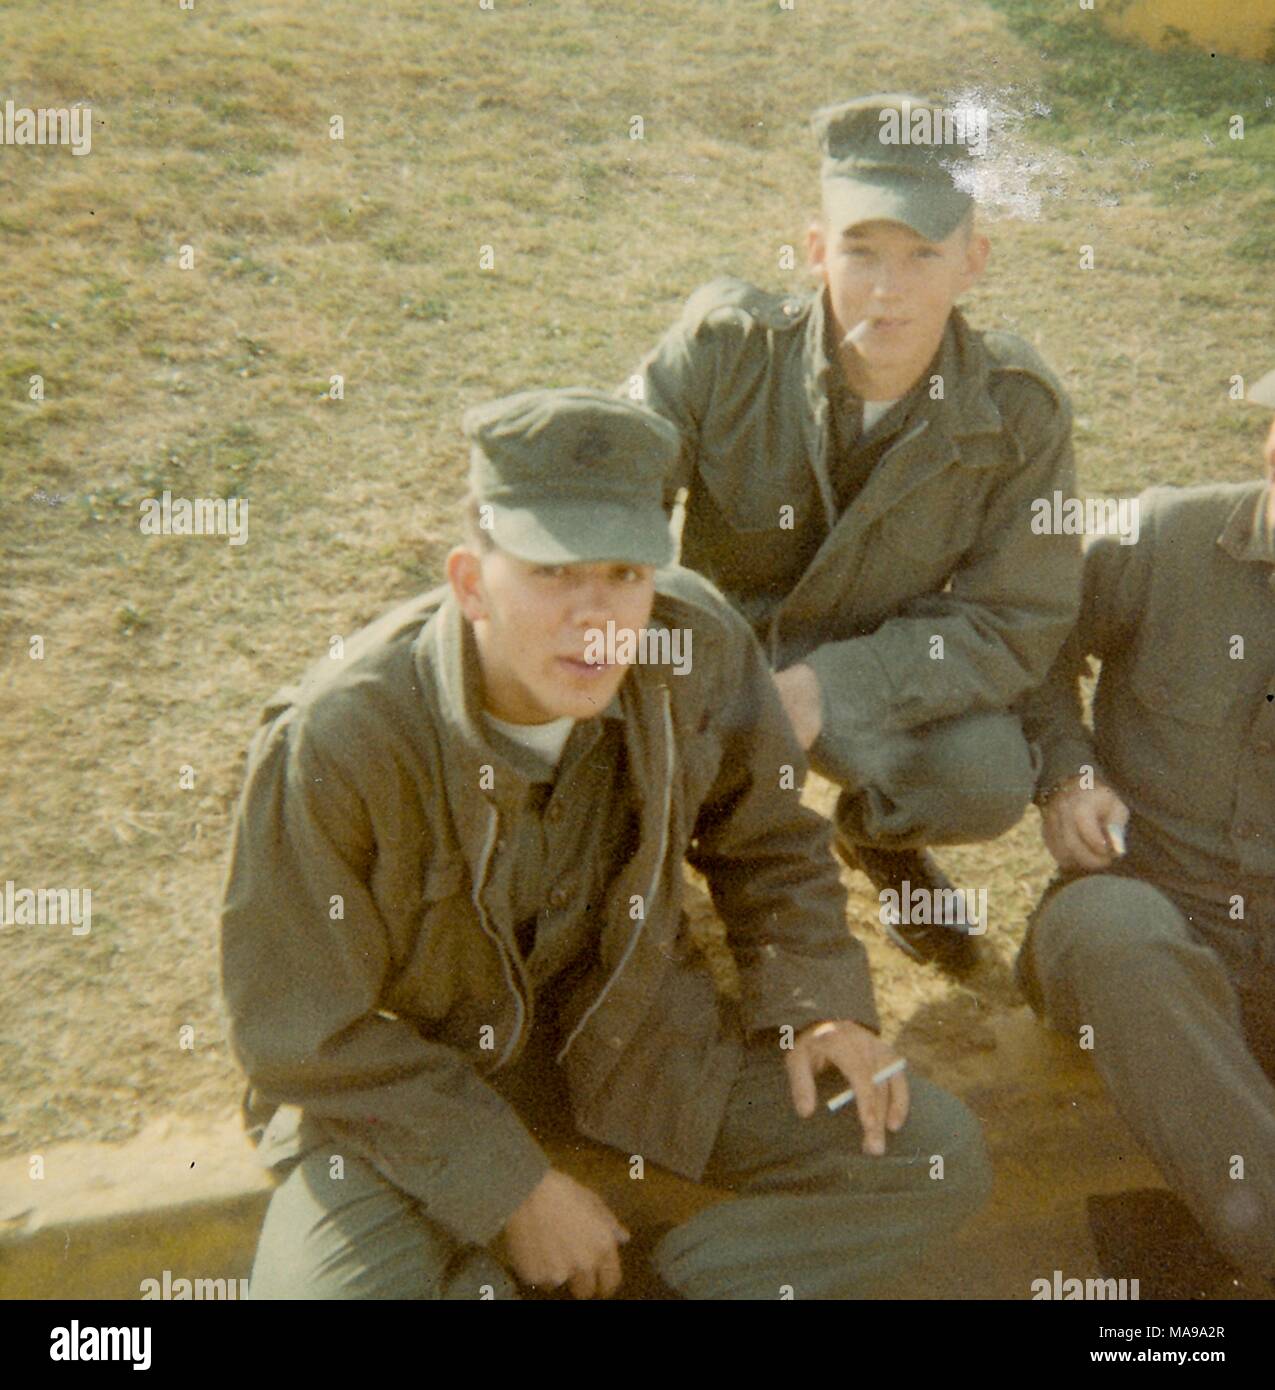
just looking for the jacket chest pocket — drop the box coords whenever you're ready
[687,452,825,589]
[1129,660,1239,730]
[810,463,985,631]
[386,861,506,1021]
[864,467,989,580]
[1124,662,1241,823]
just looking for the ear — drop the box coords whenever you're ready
[806,217,829,282]
[446,546,487,622]
[1265,415,1275,470]
[958,232,990,292]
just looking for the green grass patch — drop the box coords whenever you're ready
[987,0,1275,139]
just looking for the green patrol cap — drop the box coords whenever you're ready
[814,93,981,242]
[463,387,678,566]
[1246,368,1275,409]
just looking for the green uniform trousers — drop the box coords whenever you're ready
[832,709,1039,850]
[1017,871,1275,1274]
[246,1036,990,1300]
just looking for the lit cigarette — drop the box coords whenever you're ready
[1105,822,1126,856]
[826,1058,908,1113]
[841,318,872,348]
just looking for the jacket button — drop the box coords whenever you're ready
[610,1036,624,1049]
[548,885,569,908]
[546,802,563,822]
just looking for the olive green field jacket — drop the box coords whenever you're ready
[220,567,877,1247]
[631,280,1083,788]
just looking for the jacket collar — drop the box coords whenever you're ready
[803,289,1004,442]
[1217,482,1275,566]
[412,585,679,1039]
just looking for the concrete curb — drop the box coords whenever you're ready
[0,1010,1215,1300]
[0,1116,269,1300]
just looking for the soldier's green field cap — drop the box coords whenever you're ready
[463,387,678,566]
[1246,368,1275,409]
[814,93,978,242]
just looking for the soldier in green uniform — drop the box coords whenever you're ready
[220,387,990,1300]
[627,95,1082,973]
[1017,372,1275,1296]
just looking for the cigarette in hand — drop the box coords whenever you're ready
[826,1058,908,1113]
[841,318,872,348]
[1105,822,1126,856]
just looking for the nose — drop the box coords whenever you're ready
[569,576,615,630]
[869,260,905,303]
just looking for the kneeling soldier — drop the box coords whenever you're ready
[627,95,1082,974]
[220,387,990,1300]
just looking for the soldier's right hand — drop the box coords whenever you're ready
[1041,776,1129,872]
[501,1169,630,1299]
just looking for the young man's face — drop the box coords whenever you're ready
[808,216,988,388]
[448,546,657,723]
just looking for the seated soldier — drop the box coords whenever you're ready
[1017,371,1275,1297]
[219,387,991,1301]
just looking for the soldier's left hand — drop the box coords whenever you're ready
[773,663,823,750]
[785,1019,909,1156]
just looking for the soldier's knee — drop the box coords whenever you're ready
[248,1149,453,1300]
[918,713,1036,843]
[901,1079,992,1221]
[950,779,1032,843]
[1033,874,1185,979]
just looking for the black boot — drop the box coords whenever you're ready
[1086,1189,1238,1300]
[834,834,980,976]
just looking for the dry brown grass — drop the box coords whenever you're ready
[1,0,1271,1158]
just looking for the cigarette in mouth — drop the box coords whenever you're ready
[826,1058,908,1113]
[842,318,872,348]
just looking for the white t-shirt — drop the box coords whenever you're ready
[483,712,575,767]
[862,398,899,433]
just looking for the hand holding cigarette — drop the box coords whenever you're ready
[1039,775,1130,873]
[784,1020,909,1156]
[826,1058,909,1113]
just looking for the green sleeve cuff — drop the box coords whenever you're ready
[739,945,880,1039]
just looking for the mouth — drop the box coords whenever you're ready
[558,656,614,678]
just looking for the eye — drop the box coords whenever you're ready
[534,564,569,579]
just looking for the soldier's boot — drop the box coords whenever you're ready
[1086,1189,1240,1300]
[833,836,980,977]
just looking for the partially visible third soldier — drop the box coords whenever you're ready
[1018,371,1275,1296]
